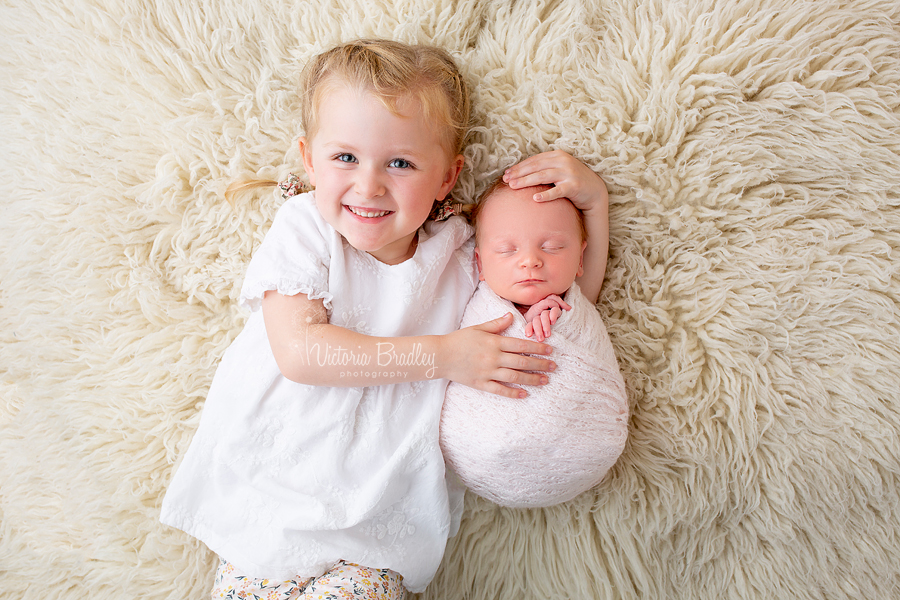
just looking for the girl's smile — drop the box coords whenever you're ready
[300,83,463,265]
[345,205,394,219]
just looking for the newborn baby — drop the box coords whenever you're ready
[440,178,628,508]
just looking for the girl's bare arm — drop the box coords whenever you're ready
[261,290,556,399]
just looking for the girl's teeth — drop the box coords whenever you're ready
[349,207,390,218]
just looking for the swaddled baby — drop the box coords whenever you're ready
[440,178,628,508]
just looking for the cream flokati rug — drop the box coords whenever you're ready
[2,0,899,598]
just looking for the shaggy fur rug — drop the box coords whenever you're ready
[2,0,899,598]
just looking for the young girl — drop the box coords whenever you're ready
[161,39,608,598]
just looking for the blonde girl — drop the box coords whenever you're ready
[161,39,609,598]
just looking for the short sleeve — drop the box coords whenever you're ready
[239,192,335,312]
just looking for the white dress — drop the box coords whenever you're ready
[160,192,477,593]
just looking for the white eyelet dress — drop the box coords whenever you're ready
[160,192,477,593]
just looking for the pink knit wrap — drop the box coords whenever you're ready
[440,282,628,508]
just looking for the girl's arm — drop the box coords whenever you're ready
[503,150,610,304]
[262,290,556,399]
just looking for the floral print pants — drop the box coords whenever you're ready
[212,558,408,600]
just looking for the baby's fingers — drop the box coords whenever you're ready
[528,314,549,342]
[547,306,562,325]
[540,311,553,338]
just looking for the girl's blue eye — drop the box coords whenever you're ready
[337,153,356,163]
[389,158,411,169]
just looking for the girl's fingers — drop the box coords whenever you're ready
[505,150,576,179]
[505,168,562,191]
[533,186,566,203]
[497,350,556,374]
[499,336,553,356]
[484,380,529,399]
[476,312,514,334]
[506,150,567,173]
[493,367,549,388]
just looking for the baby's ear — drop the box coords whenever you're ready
[299,137,316,186]
[474,247,485,281]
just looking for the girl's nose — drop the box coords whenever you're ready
[356,167,385,199]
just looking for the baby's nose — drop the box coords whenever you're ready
[519,251,542,268]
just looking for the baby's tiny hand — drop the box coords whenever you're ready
[503,150,608,214]
[522,295,572,342]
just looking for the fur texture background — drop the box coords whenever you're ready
[2,0,899,598]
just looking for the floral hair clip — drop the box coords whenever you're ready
[278,173,308,199]
[429,197,464,222]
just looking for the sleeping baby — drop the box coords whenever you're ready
[440,177,628,508]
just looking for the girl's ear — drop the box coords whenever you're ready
[576,240,587,277]
[474,246,486,281]
[299,137,316,186]
[437,154,465,200]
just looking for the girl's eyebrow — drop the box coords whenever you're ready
[319,139,356,149]
[392,146,428,156]
[320,143,426,162]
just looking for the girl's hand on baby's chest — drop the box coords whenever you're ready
[439,312,556,399]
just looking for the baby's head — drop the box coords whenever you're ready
[473,178,587,308]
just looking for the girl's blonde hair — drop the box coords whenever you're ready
[226,39,470,204]
[301,39,470,157]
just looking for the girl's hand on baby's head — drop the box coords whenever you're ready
[503,150,608,214]
[522,295,572,342]
[441,313,556,399]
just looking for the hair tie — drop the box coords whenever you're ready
[278,173,308,199]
